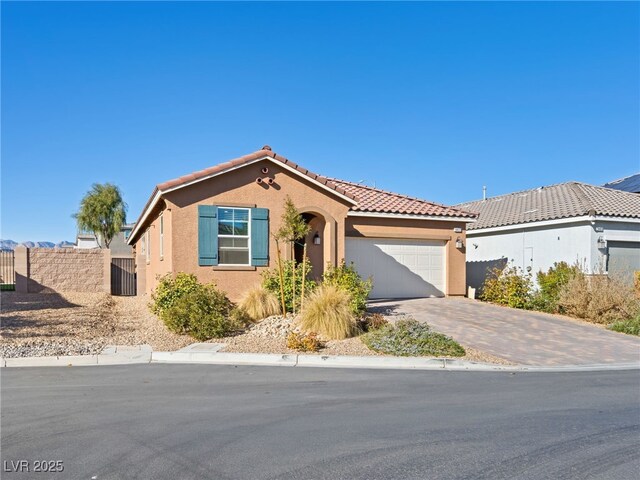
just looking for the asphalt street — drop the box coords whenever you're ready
[1,365,639,480]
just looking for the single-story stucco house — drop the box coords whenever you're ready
[127,145,476,300]
[457,181,640,291]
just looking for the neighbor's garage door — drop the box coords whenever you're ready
[345,238,446,299]
[607,241,640,285]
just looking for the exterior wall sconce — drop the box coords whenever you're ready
[597,236,607,249]
[313,232,321,245]
[455,237,464,249]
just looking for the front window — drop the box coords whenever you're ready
[218,208,250,265]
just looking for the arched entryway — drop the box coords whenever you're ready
[294,213,326,281]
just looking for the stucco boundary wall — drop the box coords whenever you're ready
[14,246,111,294]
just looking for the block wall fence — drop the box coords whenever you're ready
[14,246,111,294]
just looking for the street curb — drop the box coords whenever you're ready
[151,351,297,366]
[3,348,639,372]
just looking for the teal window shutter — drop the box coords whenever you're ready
[198,205,218,266]
[251,208,269,266]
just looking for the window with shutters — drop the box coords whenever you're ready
[218,208,250,265]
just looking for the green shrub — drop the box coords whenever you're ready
[286,332,323,352]
[362,318,465,357]
[357,313,389,332]
[558,272,640,324]
[480,266,533,309]
[322,260,373,315]
[532,262,582,313]
[297,285,357,340]
[608,313,640,336]
[150,273,200,316]
[262,260,316,313]
[238,285,281,321]
[162,284,238,340]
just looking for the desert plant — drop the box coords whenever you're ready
[532,262,582,313]
[238,285,281,321]
[161,283,237,340]
[150,273,201,316]
[262,260,316,313]
[73,183,127,248]
[297,284,357,340]
[286,331,322,352]
[480,265,533,309]
[558,272,640,324]
[608,313,640,336]
[357,313,389,332]
[273,196,311,314]
[322,260,373,315]
[362,318,465,357]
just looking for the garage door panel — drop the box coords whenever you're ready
[345,238,446,299]
[607,241,640,285]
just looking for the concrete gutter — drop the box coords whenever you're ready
[2,345,639,372]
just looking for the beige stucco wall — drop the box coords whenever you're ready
[139,159,352,299]
[15,247,110,293]
[137,205,173,295]
[345,216,468,296]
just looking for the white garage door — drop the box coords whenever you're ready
[345,238,446,299]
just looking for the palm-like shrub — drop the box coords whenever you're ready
[238,285,281,321]
[297,285,357,340]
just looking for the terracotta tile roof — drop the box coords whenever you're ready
[129,146,475,243]
[457,182,640,230]
[157,146,354,200]
[329,178,476,218]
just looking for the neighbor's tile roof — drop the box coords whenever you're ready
[603,173,640,194]
[329,178,476,218]
[456,182,640,230]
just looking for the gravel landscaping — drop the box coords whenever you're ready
[0,291,512,364]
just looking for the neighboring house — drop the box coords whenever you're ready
[457,182,640,291]
[76,224,135,257]
[127,145,476,300]
[603,173,640,194]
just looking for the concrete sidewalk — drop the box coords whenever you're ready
[2,343,638,372]
[372,297,640,366]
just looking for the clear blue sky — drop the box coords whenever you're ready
[2,1,638,243]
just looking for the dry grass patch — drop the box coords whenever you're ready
[239,285,281,321]
[297,285,357,340]
[558,273,639,324]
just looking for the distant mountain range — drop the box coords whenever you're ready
[0,239,75,250]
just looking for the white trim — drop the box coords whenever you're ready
[467,215,640,235]
[128,155,357,244]
[128,190,162,245]
[347,211,476,223]
[595,215,640,224]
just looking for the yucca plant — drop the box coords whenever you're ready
[238,285,281,321]
[297,285,357,340]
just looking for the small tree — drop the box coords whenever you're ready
[74,183,127,248]
[274,196,310,314]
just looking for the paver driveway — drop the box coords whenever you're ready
[371,298,640,366]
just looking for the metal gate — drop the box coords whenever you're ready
[0,250,15,291]
[111,257,136,296]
